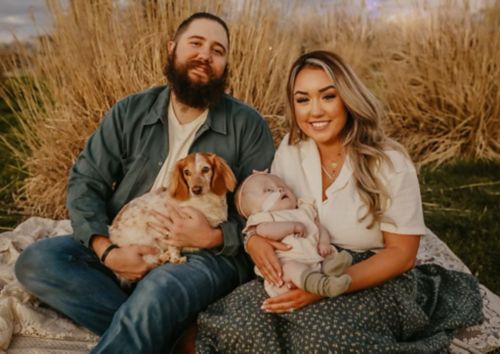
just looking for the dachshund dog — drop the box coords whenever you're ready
[109,152,236,286]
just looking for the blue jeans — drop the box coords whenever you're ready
[15,235,247,353]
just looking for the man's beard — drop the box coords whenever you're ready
[164,51,228,109]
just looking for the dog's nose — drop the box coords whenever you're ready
[191,186,203,195]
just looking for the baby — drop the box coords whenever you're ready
[235,171,352,297]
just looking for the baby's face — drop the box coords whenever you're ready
[242,174,297,215]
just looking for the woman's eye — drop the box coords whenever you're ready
[296,97,309,104]
[201,167,210,173]
[183,170,192,176]
[323,94,336,101]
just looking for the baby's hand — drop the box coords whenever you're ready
[318,243,333,257]
[293,222,306,237]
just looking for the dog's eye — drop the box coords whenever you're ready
[201,166,210,174]
[183,169,192,176]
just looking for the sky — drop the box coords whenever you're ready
[0,0,383,43]
[0,0,60,43]
[0,0,492,43]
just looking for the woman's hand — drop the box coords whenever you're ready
[261,288,323,313]
[246,235,291,287]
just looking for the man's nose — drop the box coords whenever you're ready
[196,45,211,62]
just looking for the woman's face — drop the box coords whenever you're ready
[293,67,348,147]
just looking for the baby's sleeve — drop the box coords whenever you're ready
[243,212,275,234]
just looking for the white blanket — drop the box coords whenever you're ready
[0,218,97,353]
[1,217,499,353]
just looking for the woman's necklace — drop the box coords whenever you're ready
[321,150,345,182]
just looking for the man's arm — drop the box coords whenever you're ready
[67,100,127,248]
[215,110,276,256]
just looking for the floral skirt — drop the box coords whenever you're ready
[195,251,483,354]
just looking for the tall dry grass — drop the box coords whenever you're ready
[300,0,500,166]
[0,0,499,219]
[297,0,376,78]
[374,0,500,165]
[0,0,298,218]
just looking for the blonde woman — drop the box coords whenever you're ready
[196,51,483,353]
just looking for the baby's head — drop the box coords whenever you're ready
[235,172,297,219]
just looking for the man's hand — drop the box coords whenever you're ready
[261,288,323,313]
[246,235,291,287]
[149,205,222,249]
[105,245,159,281]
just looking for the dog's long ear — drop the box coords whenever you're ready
[210,154,237,196]
[169,160,190,201]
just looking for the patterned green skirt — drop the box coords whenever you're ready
[196,251,483,354]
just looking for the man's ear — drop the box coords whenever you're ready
[167,41,175,55]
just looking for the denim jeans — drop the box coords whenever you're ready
[15,235,247,353]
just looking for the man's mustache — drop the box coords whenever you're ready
[186,60,213,77]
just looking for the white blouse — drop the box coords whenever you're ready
[271,134,426,252]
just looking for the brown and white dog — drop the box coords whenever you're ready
[109,152,236,286]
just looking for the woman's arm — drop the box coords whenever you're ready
[262,231,420,312]
[345,232,420,292]
[246,235,291,287]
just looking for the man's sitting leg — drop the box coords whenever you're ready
[91,249,241,353]
[15,235,128,335]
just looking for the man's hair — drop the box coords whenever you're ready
[173,12,230,48]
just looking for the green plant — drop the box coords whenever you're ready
[420,160,500,294]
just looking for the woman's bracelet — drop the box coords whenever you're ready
[100,243,119,264]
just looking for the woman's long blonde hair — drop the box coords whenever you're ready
[286,51,408,227]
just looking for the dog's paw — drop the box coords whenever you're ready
[144,254,161,264]
[170,255,187,264]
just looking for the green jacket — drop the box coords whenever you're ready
[67,85,275,282]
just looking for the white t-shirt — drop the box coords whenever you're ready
[271,134,426,252]
[151,101,208,191]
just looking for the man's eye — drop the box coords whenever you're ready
[213,48,224,56]
[183,169,192,176]
[190,41,202,47]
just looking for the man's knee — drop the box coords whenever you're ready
[14,236,75,289]
[15,240,48,287]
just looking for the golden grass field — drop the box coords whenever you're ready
[1,0,499,219]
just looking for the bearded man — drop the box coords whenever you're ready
[15,12,275,354]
